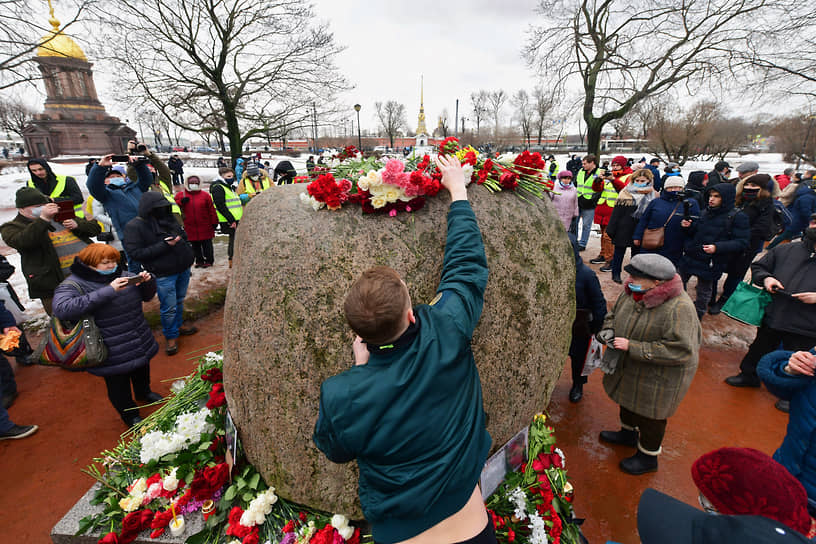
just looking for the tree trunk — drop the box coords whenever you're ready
[585,118,603,158]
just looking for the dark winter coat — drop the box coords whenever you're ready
[634,192,701,266]
[27,158,84,206]
[739,197,775,251]
[607,186,658,247]
[751,238,816,338]
[52,260,158,377]
[570,234,607,335]
[122,192,194,277]
[602,275,701,420]
[679,183,750,279]
[685,171,708,209]
[168,157,184,174]
[174,188,218,241]
[758,348,816,502]
[86,162,154,239]
[647,165,662,189]
[784,183,816,237]
[0,214,100,299]
[274,160,297,184]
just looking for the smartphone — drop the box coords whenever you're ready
[125,276,144,286]
[54,200,76,222]
[110,155,130,163]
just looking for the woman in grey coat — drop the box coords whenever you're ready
[599,253,701,475]
[52,243,160,427]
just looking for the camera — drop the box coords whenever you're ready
[129,143,148,155]
[97,232,115,242]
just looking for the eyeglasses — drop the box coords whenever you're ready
[698,493,718,514]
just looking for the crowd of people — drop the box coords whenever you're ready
[0,142,301,433]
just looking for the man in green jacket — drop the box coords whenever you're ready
[313,155,495,544]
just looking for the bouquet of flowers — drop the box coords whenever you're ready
[300,137,554,216]
[485,414,583,544]
[78,352,368,544]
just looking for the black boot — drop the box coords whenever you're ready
[724,373,761,388]
[611,273,622,284]
[696,309,705,321]
[708,297,726,315]
[599,428,638,447]
[569,383,583,403]
[620,449,659,475]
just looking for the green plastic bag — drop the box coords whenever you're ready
[721,281,773,326]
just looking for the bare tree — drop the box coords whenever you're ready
[512,90,534,148]
[772,112,816,167]
[470,90,489,137]
[0,95,35,138]
[88,0,346,163]
[532,86,559,145]
[374,100,407,149]
[0,0,95,91]
[487,90,507,138]
[524,0,801,158]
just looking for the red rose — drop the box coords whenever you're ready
[206,383,226,409]
[149,509,174,537]
[98,532,119,544]
[201,368,223,383]
[119,509,153,544]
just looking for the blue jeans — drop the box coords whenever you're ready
[577,207,595,248]
[155,269,191,339]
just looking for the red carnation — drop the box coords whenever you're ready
[507,527,516,542]
[242,529,260,544]
[438,136,460,156]
[282,520,296,533]
[500,172,518,190]
[206,382,227,409]
[299,512,308,522]
[346,528,361,544]
[310,525,338,544]
[463,150,478,166]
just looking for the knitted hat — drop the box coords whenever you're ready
[692,447,811,535]
[245,164,260,178]
[743,173,774,193]
[15,187,49,208]
[611,155,627,168]
[736,161,759,174]
[624,253,676,281]
[557,170,573,179]
[663,176,685,190]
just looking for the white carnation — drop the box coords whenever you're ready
[338,525,354,540]
[462,164,474,186]
[508,486,527,521]
[331,514,349,530]
[528,512,549,544]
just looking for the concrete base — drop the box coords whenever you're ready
[51,484,206,544]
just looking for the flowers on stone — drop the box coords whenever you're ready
[239,488,278,527]
[139,407,215,463]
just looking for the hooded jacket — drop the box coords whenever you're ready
[785,183,816,237]
[634,192,701,265]
[27,158,84,206]
[86,162,154,239]
[680,183,750,279]
[751,238,816,338]
[174,182,218,241]
[52,259,158,377]
[122,192,194,277]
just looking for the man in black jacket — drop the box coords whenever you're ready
[726,214,816,390]
[26,159,84,216]
[123,192,196,355]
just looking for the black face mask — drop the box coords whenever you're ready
[663,191,680,201]
[742,188,760,200]
[152,206,172,219]
[805,227,816,242]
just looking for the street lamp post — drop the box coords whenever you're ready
[354,104,362,150]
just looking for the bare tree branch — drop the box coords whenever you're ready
[374,100,406,149]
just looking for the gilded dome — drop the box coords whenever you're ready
[37,6,87,61]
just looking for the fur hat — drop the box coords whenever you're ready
[624,253,676,281]
[15,187,49,208]
[557,170,573,180]
[663,176,685,190]
[611,155,627,168]
[736,161,759,174]
[692,447,811,535]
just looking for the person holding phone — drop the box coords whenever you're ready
[53,243,159,427]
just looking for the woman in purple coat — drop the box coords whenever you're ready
[53,243,160,427]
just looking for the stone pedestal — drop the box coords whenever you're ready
[223,184,575,517]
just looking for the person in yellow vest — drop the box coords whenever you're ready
[26,159,84,218]
[592,155,632,271]
[237,163,272,198]
[0,188,100,315]
[210,167,242,267]
[576,154,604,251]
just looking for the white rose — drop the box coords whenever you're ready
[384,187,400,202]
[371,196,387,209]
[163,468,179,492]
[331,514,349,530]
[338,525,354,540]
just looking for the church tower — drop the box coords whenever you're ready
[23,0,135,158]
[415,76,428,147]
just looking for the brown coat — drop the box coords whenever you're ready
[602,274,701,420]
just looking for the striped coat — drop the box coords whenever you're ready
[602,274,701,420]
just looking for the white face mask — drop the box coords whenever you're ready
[188,184,200,191]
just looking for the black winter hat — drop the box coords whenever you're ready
[15,187,50,208]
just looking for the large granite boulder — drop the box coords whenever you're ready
[222,184,575,518]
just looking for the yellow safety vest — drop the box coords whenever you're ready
[214,184,244,223]
[576,169,598,199]
[597,174,630,207]
[549,161,560,180]
[28,175,85,217]
[242,177,271,196]
[157,180,182,216]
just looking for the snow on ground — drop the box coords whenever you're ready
[0,151,802,327]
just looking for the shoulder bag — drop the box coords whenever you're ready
[36,281,108,370]
[641,201,681,250]
[721,281,773,327]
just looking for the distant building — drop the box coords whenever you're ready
[415,76,429,148]
[22,4,134,158]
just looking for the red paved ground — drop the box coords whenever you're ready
[0,295,788,543]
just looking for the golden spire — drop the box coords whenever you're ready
[416,75,427,136]
[38,0,88,60]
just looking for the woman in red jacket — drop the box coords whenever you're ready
[174,176,218,268]
[592,155,631,270]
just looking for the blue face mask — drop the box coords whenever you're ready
[30,206,44,217]
[108,177,126,186]
[628,282,648,293]
[559,180,572,188]
[633,181,650,188]
[96,267,118,275]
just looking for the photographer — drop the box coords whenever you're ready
[125,140,182,225]
[633,177,700,267]
[86,153,154,273]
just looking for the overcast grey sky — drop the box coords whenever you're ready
[310,0,542,134]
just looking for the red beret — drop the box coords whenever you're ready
[692,447,812,535]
